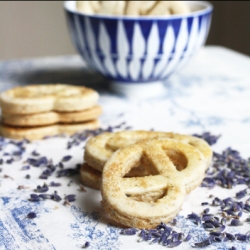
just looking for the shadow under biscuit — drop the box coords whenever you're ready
[19,68,108,91]
[0,55,109,92]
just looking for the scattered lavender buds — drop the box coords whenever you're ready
[29,194,43,202]
[66,123,129,149]
[39,174,48,180]
[34,184,49,193]
[121,222,189,248]
[244,204,250,212]
[2,129,250,249]
[39,164,57,179]
[64,194,76,202]
[49,181,61,187]
[203,208,210,214]
[26,156,48,167]
[27,212,37,219]
[29,190,63,202]
[193,237,213,248]
[187,213,201,225]
[58,162,64,168]
[21,165,30,170]
[51,191,62,202]
[193,132,220,146]
[201,202,209,206]
[230,219,243,226]
[184,234,191,242]
[6,158,14,164]
[31,150,40,156]
[201,147,250,190]
[120,228,138,235]
[61,155,72,162]
[38,194,52,200]
[187,133,250,247]
[184,191,250,247]
[236,189,248,199]
[84,241,90,248]
[56,168,79,177]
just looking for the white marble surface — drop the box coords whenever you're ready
[0,46,250,250]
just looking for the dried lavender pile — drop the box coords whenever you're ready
[120,132,250,249]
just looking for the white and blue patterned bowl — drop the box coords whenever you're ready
[64,1,213,98]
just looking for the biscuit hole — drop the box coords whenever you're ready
[188,142,198,148]
[125,189,165,202]
[125,164,151,177]
[104,144,116,155]
[163,148,188,171]
[124,156,157,177]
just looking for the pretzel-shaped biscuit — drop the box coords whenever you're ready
[101,139,206,229]
[0,84,99,115]
[84,130,212,173]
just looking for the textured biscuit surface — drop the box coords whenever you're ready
[84,130,212,172]
[101,139,206,229]
[80,163,102,190]
[1,105,102,127]
[0,119,100,140]
[0,84,99,114]
[80,161,152,190]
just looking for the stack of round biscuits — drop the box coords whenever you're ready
[81,130,213,229]
[0,84,102,140]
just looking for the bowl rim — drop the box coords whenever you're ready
[64,1,213,20]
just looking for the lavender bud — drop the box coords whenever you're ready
[27,212,37,219]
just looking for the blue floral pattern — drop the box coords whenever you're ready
[69,206,120,250]
[0,193,55,250]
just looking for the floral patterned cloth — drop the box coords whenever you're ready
[0,46,250,250]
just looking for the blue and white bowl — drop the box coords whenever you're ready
[64,1,213,98]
